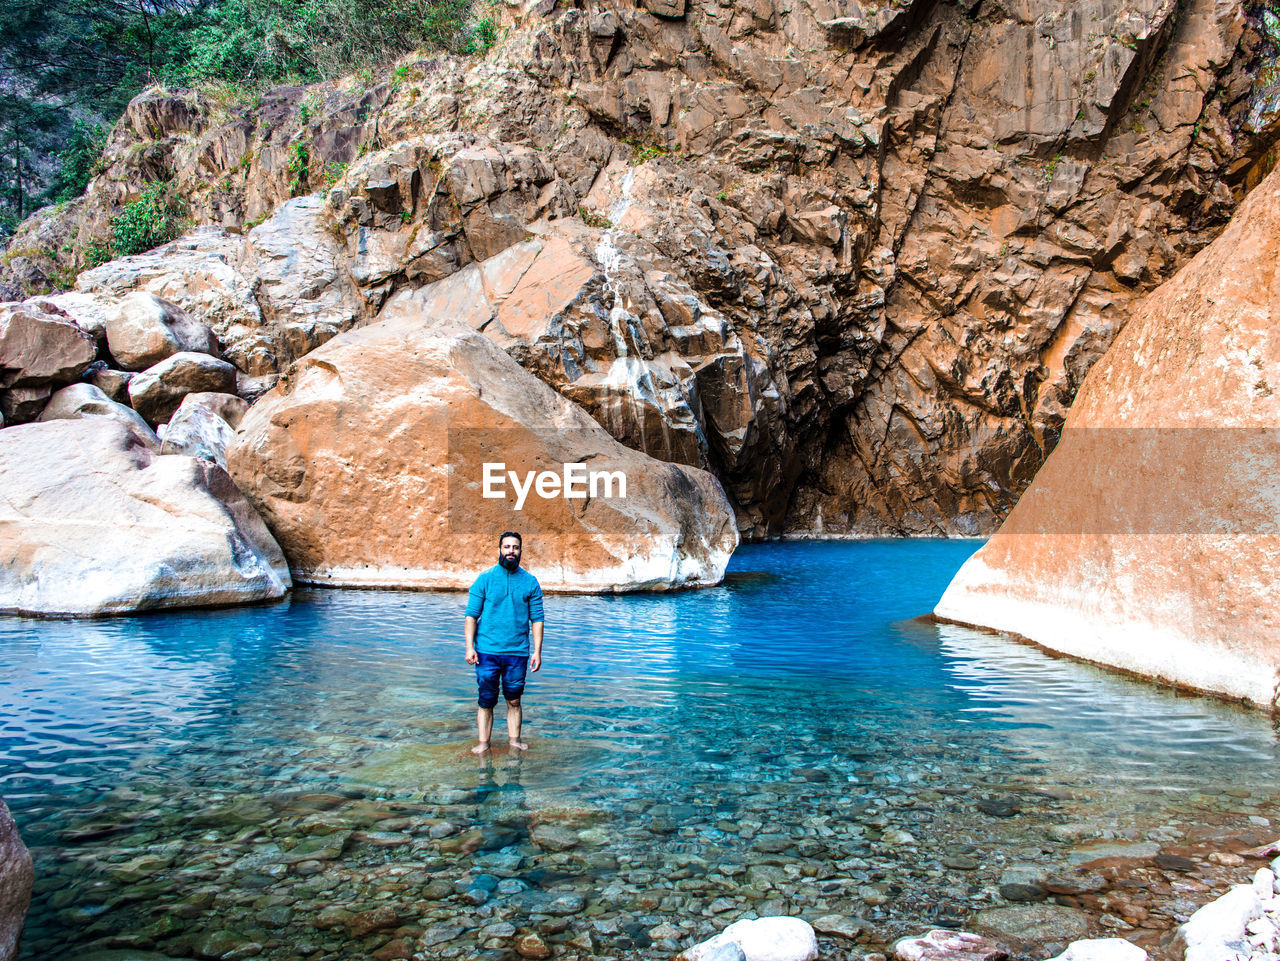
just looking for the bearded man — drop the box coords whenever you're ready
[463,531,545,752]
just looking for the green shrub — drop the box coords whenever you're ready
[110,184,187,256]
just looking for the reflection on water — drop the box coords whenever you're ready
[1,541,1278,961]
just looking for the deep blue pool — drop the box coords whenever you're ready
[3,541,1278,961]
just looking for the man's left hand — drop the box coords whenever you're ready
[530,653,541,672]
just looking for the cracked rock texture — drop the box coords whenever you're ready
[7,0,1280,537]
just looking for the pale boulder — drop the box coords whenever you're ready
[0,797,32,961]
[128,352,239,425]
[38,382,160,450]
[104,292,218,371]
[678,917,818,961]
[1044,939,1147,961]
[0,418,290,616]
[175,391,248,428]
[227,320,737,591]
[1175,884,1264,961]
[934,164,1280,710]
[160,394,246,467]
[894,929,1008,960]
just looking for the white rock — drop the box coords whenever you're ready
[1255,869,1276,901]
[893,929,1007,960]
[161,399,237,468]
[1176,883,1264,961]
[679,917,817,961]
[0,418,290,616]
[1044,938,1148,961]
[37,382,159,450]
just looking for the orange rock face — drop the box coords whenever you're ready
[226,319,738,592]
[935,166,1280,709]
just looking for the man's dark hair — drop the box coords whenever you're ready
[499,531,522,546]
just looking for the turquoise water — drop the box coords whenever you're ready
[3,541,1279,961]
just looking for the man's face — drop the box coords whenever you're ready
[499,538,522,570]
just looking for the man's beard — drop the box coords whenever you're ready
[498,553,520,571]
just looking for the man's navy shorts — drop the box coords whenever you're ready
[475,652,528,708]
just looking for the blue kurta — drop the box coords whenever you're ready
[465,565,545,655]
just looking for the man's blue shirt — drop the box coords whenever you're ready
[465,564,544,656]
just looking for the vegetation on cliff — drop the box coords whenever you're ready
[0,0,495,234]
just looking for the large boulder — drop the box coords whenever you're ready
[128,352,239,425]
[0,302,97,387]
[0,418,291,616]
[0,302,97,424]
[159,393,247,468]
[380,219,776,474]
[38,382,160,449]
[227,318,738,591]
[104,292,219,371]
[934,160,1280,709]
[0,797,31,961]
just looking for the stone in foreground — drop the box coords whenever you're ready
[0,418,290,616]
[227,320,737,591]
[0,797,31,961]
[894,929,1008,960]
[934,165,1280,709]
[678,917,817,961]
[1045,939,1147,961]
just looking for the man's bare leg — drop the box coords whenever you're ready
[506,698,527,750]
[472,706,493,753]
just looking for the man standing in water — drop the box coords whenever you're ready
[465,532,544,753]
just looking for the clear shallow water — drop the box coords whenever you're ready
[2,540,1279,961]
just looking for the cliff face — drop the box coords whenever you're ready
[5,0,1280,538]
[934,161,1280,711]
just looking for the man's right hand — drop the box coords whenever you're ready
[465,644,479,665]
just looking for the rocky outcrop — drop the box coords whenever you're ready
[227,319,738,591]
[0,418,291,616]
[934,164,1280,710]
[0,302,98,424]
[7,0,1280,537]
[0,797,31,961]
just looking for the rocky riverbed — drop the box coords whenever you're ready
[14,718,1280,961]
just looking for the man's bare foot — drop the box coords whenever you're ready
[470,742,490,754]
[508,739,528,751]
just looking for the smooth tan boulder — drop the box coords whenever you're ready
[227,320,738,591]
[128,351,239,425]
[0,418,291,616]
[38,382,160,450]
[934,165,1280,710]
[0,797,31,961]
[104,292,218,371]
